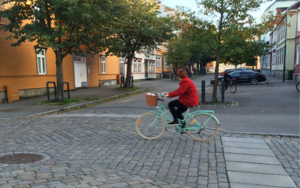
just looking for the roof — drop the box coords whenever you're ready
[264,0,297,13]
[288,0,300,9]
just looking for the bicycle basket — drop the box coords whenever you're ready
[145,94,158,106]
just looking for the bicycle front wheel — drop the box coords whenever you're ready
[135,112,166,140]
[186,114,219,141]
[297,82,300,92]
[230,84,237,93]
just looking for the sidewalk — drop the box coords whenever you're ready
[0,78,182,119]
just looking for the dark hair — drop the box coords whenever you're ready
[176,69,187,79]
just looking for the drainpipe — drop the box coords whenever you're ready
[283,15,288,82]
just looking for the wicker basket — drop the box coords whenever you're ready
[145,94,158,106]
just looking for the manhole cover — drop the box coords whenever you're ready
[0,154,44,164]
[0,109,19,112]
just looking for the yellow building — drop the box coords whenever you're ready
[0,17,120,102]
[156,43,173,77]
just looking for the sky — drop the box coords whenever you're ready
[160,0,275,23]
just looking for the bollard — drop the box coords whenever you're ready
[121,75,124,88]
[61,82,70,102]
[131,76,134,88]
[201,80,205,104]
[46,82,56,102]
[221,79,225,103]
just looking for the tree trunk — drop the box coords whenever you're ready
[212,47,221,103]
[125,55,133,88]
[55,50,64,101]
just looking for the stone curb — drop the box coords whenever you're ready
[219,129,300,138]
[0,84,171,121]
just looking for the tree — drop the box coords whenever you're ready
[196,0,275,102]
[163,14,217,73]
[0,0,123,100]
[106,0,175,88]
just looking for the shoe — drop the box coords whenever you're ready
[180,130,186,134]
[168,121,180,125]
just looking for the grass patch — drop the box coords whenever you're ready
[84,97,100,101]
[116,86,140,91]
[40,98,82,105]
[57,89,149,113]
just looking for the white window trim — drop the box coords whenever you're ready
[133,59,137,73]
[298,11,300,32]
[36,48,47,75]
[101,55,106,74]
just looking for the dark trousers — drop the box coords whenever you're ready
[168,99,188,122]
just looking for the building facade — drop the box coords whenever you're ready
[292,2,300,81]
[0,17,120,102]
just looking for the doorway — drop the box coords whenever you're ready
[73,56,88,88]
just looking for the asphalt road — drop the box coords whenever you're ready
[90,74,300,135]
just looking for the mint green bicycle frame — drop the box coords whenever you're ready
[148,102,220,131]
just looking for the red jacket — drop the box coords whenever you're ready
[169,77,199,107]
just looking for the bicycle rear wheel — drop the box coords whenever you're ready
[135,112,166,140]
[186,114,219,141]
[230,84,237,93]
[297,82,300,92]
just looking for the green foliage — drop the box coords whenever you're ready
[105,0,175,87]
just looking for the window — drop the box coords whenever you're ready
[36,49,47,74]
[298,11,300,32]
[296,44,300,65]
[138,60,142,73]
[165,57,168,68]
[230,72,240,76]
[156,56,161,67]
[101,56,106,73]
[149,61,156,73]
[133,59,137,73]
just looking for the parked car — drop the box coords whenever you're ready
[211,71,266,85]
[220,68,256,76]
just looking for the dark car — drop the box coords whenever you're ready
[221,69,235,76]
[211,71,266,85]
[221,68,255,76]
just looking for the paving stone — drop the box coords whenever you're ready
[226,162,288,175]
[224,153,281,165]
[224,147,275,156]
[222,142,270,149]
[228,171,297,187]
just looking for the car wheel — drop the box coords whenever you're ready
[250,78,258,85]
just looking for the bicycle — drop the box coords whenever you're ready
[297,82,300,92]
[135,93,220,141]
[219,79,237,93]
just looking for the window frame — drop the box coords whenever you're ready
[298,11,300,32]
[156,56,161,67]
[36,48,47,75]
[133,59,137,73]
[138,59,142,73]
[164,57,168,68]
[101,55,106,74]
[296,44,300,65]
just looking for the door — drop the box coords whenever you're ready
[145,60,148,78]
[74,56,88,88]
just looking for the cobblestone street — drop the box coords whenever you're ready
[0,107,299,188]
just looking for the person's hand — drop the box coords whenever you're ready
[164,92,169,98]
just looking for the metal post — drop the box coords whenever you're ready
[283,15,288,82]
[61,82,70,102]
[221,79,225,103]
[201,80,205,104]
[46,82,56,102]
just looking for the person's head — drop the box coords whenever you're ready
[225,72,229,75]
[176,69,187,80]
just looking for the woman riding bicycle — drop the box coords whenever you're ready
[224,72,232,90]
[164,69,199,129]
